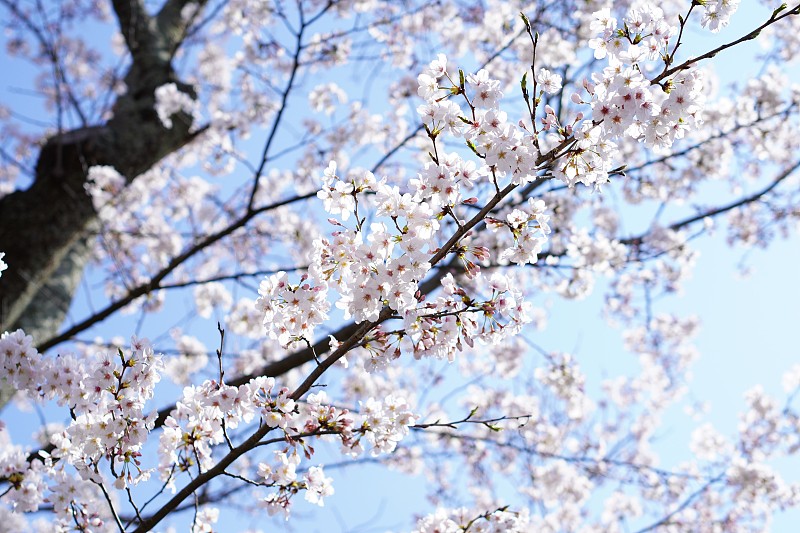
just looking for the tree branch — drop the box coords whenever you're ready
[651,3,800,85]
[111,0,152,59]
[155,0,211,60]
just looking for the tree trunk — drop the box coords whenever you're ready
[0,0,208,409]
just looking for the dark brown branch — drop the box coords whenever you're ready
[665,159,800,232]
[35,188,315,352]
[621,158,800,248]
[651,3,800,85]
[634,472,727,533]
[247,1,309,211]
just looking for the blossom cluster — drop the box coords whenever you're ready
[160,382,415,517]
[85,165,126,215]
[0,332,164,528]
[256,54,567,367]
[300,150,539,366]
[534,352,592,420]
[486,198,551,265]
[154,82,199,129]
[312,162,435,319]
[81,163,223,308]
[255,271,331,348]
[349,393,416,455]
[51,339,163,489]
[0,325,419,526]
[412,507,530,533]
[417,57,541,185]
[259,454,335,516]
[586,6,705,154]
[699,0,741,32]
[414,11,707,196]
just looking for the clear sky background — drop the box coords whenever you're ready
[0,1,799,532]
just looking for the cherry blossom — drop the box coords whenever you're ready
[154,83,199,129]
